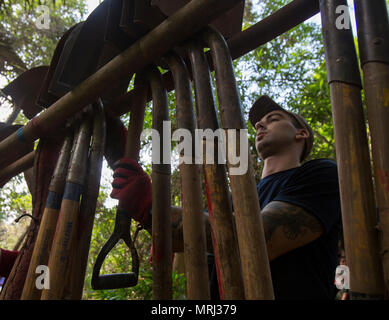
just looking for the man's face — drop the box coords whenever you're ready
[255,110,303,160]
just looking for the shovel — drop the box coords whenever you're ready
[91,74,148,290]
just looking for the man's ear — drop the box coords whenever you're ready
[296,129,309,141]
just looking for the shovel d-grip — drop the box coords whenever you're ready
[91,209,140,290]
[92,72,148,291]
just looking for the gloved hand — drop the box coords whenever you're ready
[110,158,152,227]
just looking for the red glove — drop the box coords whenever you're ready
[0,248,19,278]
[110,158,152,226]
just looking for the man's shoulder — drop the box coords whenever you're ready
[292,158,339,181]
[300,158,338,172]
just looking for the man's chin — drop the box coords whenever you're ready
[256,141,266,156]
[256,144,273,161]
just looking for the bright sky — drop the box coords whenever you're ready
[87,0,101,14]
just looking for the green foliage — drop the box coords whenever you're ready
[287,61,335,161]
[0,174,32,221]
[0,0,87,79]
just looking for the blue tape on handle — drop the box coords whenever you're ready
[16,127,26,142]
[63,182,83,202]
[45,191,63,210]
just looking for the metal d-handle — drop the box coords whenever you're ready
[91,209,140,290]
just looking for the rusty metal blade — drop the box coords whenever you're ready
[2,66,48,119]
[37,24,80,109]
[48,0,137,98]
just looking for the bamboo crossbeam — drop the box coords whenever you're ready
[0,150,35,188]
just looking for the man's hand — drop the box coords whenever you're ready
[110,158,152,226]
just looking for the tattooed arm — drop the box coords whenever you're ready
[154,201,322,258]
[261,201,324,261]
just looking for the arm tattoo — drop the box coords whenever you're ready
[262,201,323,243]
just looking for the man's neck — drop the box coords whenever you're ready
[261,154,301,179]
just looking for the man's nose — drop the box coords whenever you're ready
[255,121,265,131]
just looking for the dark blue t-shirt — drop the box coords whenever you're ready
[258,158,342,299]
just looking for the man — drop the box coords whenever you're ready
[111,95,342,300]
[246,95,342,299]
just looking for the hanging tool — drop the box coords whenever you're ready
[186,40,244,300]
[202,26,273,299]
[65,100,106,299]
[40,114,92,300]
[21,132,73,300]
[163,52,210,299]
[144,65,173,300]
[91,74,148,290]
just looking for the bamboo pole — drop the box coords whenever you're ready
[187,41,244,300]
[0,150,34,188]
[320,0,385,299]
[0,0,243,170]
[164,52,210,300]
[354,0,389,298]
[202,27,274,300]
[147,66,172,300]
[40,116,92,300]
[21,133,73,300]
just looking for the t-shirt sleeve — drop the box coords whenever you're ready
[273,160,341,234]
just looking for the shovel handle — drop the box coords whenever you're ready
[92,273,138,290]
[91,210,139,290]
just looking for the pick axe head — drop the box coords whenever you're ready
[2,66,49,119]
[37,24,80,109]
